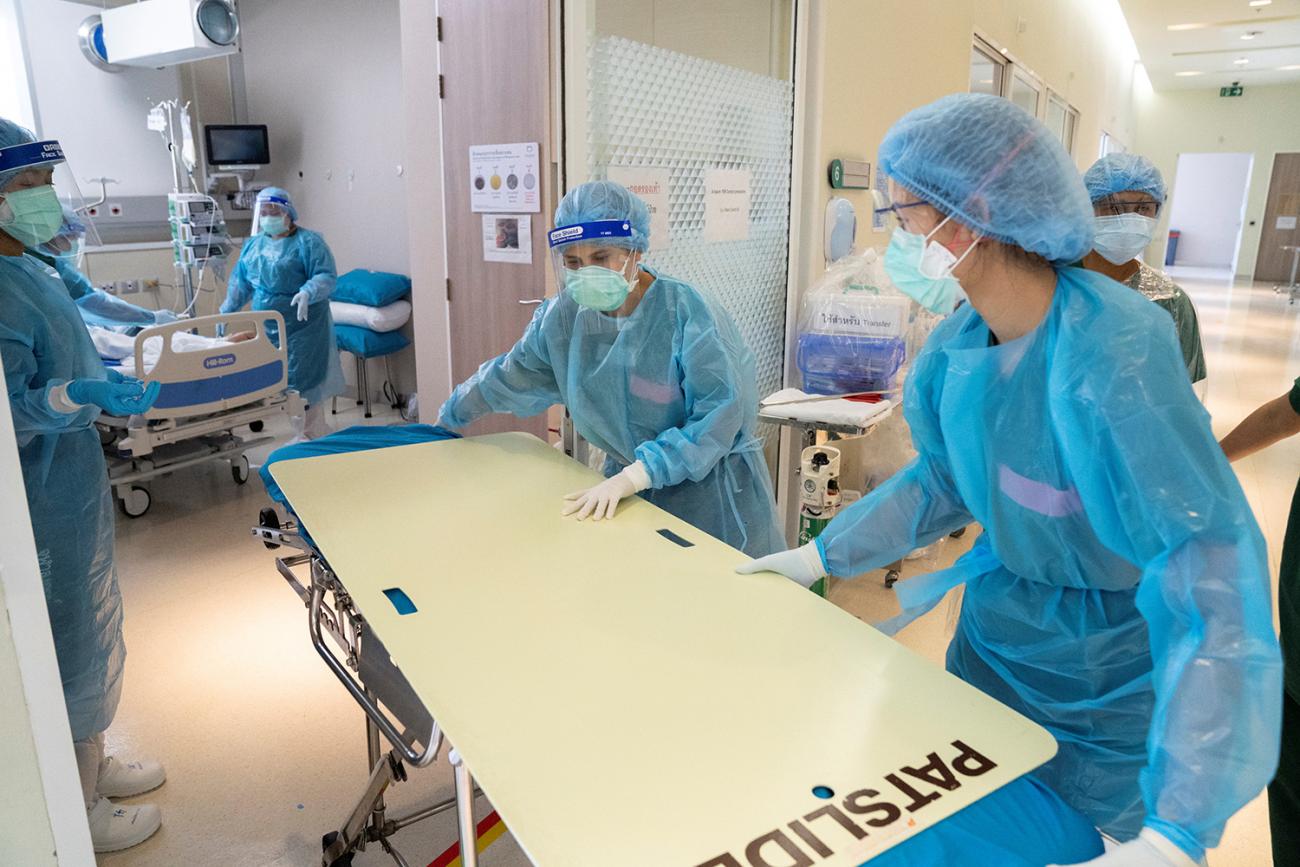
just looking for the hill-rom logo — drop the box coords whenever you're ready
[204,353,237,370]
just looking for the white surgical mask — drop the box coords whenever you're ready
[1092,214,1156,265]
[883,215,980,315]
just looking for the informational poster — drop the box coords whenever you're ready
[1277,216,1298,231]
[469,142,540,213]
[607,166,670,250]
[703,168,751,243]
[482,214,532,264]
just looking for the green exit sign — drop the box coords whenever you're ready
[1220,85,1244,97]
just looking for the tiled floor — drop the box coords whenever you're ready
[101,268,1296,866]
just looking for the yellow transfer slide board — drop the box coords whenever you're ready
[269,432,1056,867]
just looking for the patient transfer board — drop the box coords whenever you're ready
[268,432,1057,866]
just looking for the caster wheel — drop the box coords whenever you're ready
[884,569,900,589]
[259,507,282,549]
[322,831,354,867]
[949,526,967,539]
[231,454,250,484]
[119,486,151,518]
[249,420,264,433]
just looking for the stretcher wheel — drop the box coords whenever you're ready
[884,569,900,589]
[249,420,264,433]
[259,507,282,549]
[321,831,353,867]
[231,454,250,484]
[119,486,151,519]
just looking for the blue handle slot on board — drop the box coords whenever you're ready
[382,587,418,615]
[657,528,694,548]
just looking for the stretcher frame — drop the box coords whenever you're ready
[253,510,484,867]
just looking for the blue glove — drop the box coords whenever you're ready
[153,309,181,325]
[104,366,127,384]
[66,378,161,416]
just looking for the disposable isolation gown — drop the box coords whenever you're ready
[0,253,124,741]
[439,268,783,558]
[814,266,1279,857]
[222,228,343,404]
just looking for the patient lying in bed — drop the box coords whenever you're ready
[89,324,254,378]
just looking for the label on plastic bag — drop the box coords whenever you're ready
[810,296,906,338]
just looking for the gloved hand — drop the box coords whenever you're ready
[104,366,127,384]
[153,309,181,325]
[562,461,651,521]
[291,290,311,322]
[215,322,226,338]
[735,543,828,589]
[1048,829,1200,867]
[66,377,162,416]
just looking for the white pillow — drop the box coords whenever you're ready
[329,299,412,333]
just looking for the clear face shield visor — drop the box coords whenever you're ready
[547,219,639,294]
[251,196,293,236]
[0,139,100,257]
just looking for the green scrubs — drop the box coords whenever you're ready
[1269,376,1300,867]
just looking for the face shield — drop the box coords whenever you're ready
[251,195,293,237]
[0,139,97,250]
[36,205,101,268]
[547,220,640,312]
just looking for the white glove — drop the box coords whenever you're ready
[291,290,311,322]
[1049,829,1199,867]
[153,309,181,325]
[562,461,651,521]
[735,543,828,589]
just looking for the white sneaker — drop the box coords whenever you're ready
[88,797,161,853]
[97,754,167,799]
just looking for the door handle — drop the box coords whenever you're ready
[519,299,544,305]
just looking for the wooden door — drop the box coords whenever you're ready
[1254,153,1300,283]
[439,0,552,438]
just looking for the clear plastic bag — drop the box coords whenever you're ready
[796,249,919,395]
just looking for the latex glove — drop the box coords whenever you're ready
[562,461,651,521]
[735,543,828,589]
[66,377,161,416]
[153,309,181,325]
[1049,829,1199,867]
[215,322,226,338]
[291,290,311,322]
[104,366,127,384]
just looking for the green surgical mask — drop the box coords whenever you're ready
[261,215,289,237]
[564,264,635,311]
[0,185,65,247]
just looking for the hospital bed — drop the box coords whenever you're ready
[97,311,304,517]
[252,429,1099,867]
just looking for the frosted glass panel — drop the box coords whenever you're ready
[586,36,794,404]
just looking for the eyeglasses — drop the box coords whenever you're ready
[1095,197,1160,219]
[873,201,929,229]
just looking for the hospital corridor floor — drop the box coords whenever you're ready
[99,271,1295,866]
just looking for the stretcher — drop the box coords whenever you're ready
[97,311,304,517]
[254,428,1101,867]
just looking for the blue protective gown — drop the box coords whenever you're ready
[221,228,343,404]
[0,253,124,742]
[439,267,783,558]
[46,255,157,328]
[815,267,1280,858]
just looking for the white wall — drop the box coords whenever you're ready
[1135,82,1300,278]
[237,0,414,400]
[1164,152,1253,271]
[18,0,180,196]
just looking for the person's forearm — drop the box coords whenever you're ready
[1220,393,1300,462]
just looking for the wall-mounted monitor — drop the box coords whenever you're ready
[204,124,269,167]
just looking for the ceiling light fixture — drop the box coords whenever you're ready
[1168,22,1209,31]
[1241,31,1262,39]
[1234,57,1251,64]
[1175,71,1204,76]
[1249,0,1273,7]
[1280,64,1300,70]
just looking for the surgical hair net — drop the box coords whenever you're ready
[878,93,1094,264]
[554,180,651,251]
[1084,154,1166,204]
[0,117,38,191]
[257,186,298,222]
